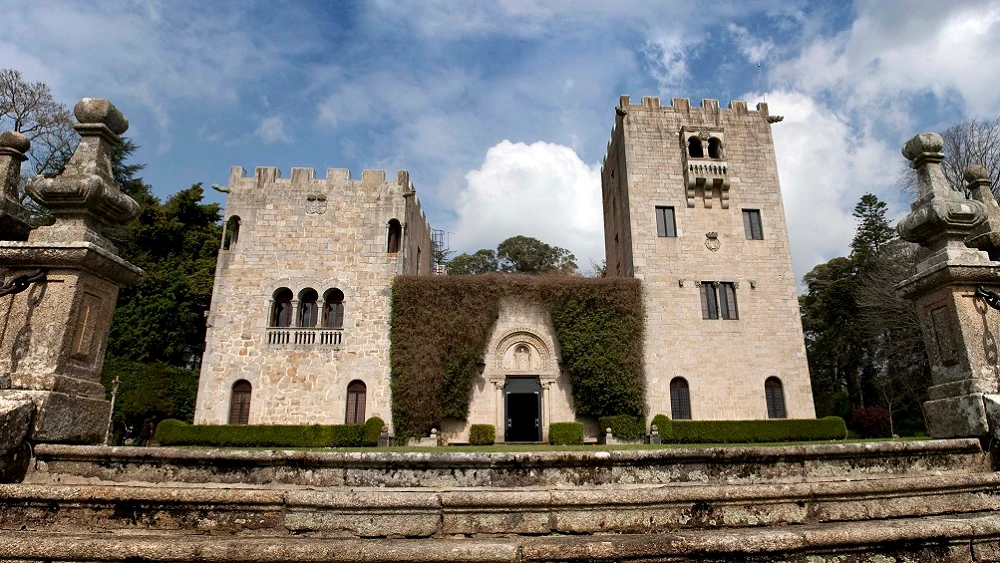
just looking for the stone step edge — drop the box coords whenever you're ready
[1,513,999,562]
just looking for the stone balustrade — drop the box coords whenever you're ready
[265,327,343,346]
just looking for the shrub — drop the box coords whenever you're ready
[598,415,646,441]
[364,417,386,446]
[549,422,584,445]
[469,424,496,445]
[155,419,378,448]
[650,414,847,444]
[850,406,892,438]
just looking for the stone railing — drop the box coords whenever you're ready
[265,327,343,346]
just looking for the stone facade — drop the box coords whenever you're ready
[602,96,814,420]
[194,168,432,428]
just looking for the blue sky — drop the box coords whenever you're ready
[4,0,1000,281]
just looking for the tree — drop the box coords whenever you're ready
[897,116,1000,198]
[496,235,577,273]
[0,69,77,177]
[850,193,896,269]
[447,249,499,274]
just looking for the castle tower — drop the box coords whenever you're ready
[602,96,814,421]
[194,167,433,429]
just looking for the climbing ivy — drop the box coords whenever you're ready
[389,275,644,438]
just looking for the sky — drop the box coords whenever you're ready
[3,0,1000,282]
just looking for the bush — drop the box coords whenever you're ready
[469,424,496,445]
[364,417,386,446]
[850,406,892,438]
[155,419,380,448]
[549,422,584,445]
[650,415,847,444]
[598,415,646,441]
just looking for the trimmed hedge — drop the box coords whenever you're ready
[469,424,496,445]
[156,417,386,448]
[598,415,646,441]
[549,422,584,445]
[390,275,644,439]
[650,415,847,444]
[365,416,386,445]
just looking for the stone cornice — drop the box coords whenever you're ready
[0,241,143,286]
[895,262,1000,300]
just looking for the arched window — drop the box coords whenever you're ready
[687,136,704,158]
[346,380,367,424]
[708,137,723,159]
[298,288,318,327]
[387,219,402,254]
[323,288,345,329]
[223,216,241,250]
[670,377,691,420]
[229,380,252,425]
[270,288,293,327]
[765,377,787,419]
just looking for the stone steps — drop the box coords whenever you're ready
[28,438,990,488]
[2,512,1000,562]
[4,472,1000,537]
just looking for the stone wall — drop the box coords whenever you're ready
[194,167,433,429]
[603,96,815,421]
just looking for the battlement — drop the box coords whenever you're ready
[227,166,415,190]
[617,95,769,118]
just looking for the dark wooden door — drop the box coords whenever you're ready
[505,377,541,442]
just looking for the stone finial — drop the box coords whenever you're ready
[963,164,1000,260]
[897,132,988,270]
[0,131,33,241]
[25,98,139,250]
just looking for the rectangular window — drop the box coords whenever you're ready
[701,281,739,320]
[655,206,677,237]
[743,209,763,240]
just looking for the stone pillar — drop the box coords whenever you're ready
[540,379,552,443]
[0,131,34,241]
[895,132,1000,439]
[0,98,142,444]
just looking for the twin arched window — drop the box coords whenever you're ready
[687,136,723,159]
[269,287,347,329]
[229,380,252,425]
[670,377,691,420]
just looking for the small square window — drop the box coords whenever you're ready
[700,282,739,320]
[656,206,676,237]
[743,210,763,240]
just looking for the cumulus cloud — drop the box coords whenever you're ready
[450,141,604,270]
[254,116,291,144]
[727,23,775,63]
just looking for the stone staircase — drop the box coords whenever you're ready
[2,439,1000,561]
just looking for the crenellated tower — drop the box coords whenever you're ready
[602,95,814,421]
[194,166,433,428]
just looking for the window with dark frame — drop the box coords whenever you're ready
[765,377,787,419]
[670,377,691,420]
[298,288,318,327]
[346,380,367,424]
[700,282,738,320]
[743,209,763,240]
[229,380,252,425]
[270,288,294,327]
[323,288,345,329]
[655,206,677,237]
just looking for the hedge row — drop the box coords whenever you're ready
[650,415,847,444]
[549,422,584,445]
[390,275,644,439]
[469,424,496,445]
[598,415,646,441]
[156,417,386,448]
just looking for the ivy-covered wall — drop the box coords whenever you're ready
[390,275,644,438]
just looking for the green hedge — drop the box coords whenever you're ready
[598,415,646,441]
[365,416,386,445]
[156,418,386,448]
[469,424,496,445]
[549,422,584,445]
[650,415,847,444]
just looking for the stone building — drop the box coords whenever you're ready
[602,96,814,421]
[195,95,815,439]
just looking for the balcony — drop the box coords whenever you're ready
[266,327,343,346]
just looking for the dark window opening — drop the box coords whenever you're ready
[346,380,367,424]
[323,288,345,329]
[701,282,738,320]
[670,377,691,420]
[298,288,318,327]
[223,216,241,250]
[708,137,723,159]
[229,380,252,425]
[687,136,704,158]
[743,210,763,240]
[765,377,787,419]
[655,206,677,237]
[387,219,402,254]
[270,288,293,327]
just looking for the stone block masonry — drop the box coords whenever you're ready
[194,167,433,429]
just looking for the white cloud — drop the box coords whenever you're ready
[450,141,604,270]
[642,33,696,91]
[727,23,775,63]
[254,116,291,144]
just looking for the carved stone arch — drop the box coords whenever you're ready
[495,328,552,372]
